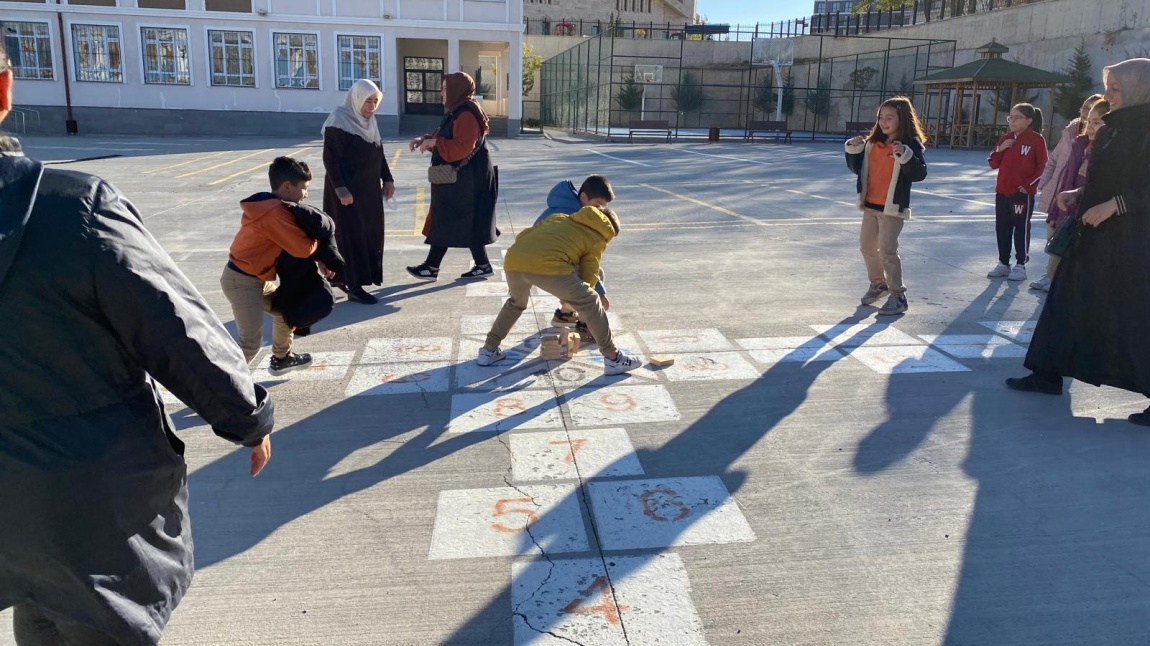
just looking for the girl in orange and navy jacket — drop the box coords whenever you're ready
[845,96,929,316]
[987,103,1048,282]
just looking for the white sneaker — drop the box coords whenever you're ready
[604,351,642,376]
[1029,275,1051,291]
[1008,264,1027,281]
[987,263,1010,278]
[477,346,506,366]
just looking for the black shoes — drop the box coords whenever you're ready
[1004,372,1063,395]
[460,264,494,279]
[406,263,439,281]
[268,352,312,376]
[346,287,378,304]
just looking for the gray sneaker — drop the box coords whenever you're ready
[1029,275,1051,292]
[877,293,908,316]
[861,283,889,306]
[987,263,1011,278]
[1008,264,1027,281]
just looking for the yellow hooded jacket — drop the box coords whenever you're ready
[503,206,617,288]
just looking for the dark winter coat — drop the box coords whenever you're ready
[1025,102,1150,396]
[322,126,393,288]
[425,103,499,248]
[272,201,345,332]
[845,137,928,218]
[0,146,274,645]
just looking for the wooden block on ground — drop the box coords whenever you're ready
[568,333,581,354]
[649,355,675,367]
[540,334,560,345]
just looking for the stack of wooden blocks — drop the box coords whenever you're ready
[539,329,580,360]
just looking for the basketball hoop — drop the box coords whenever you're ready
[634,65,663,84]
[642,73,655,83]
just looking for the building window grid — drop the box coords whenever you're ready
[273,32,319,89]
[2,21,54,80]
[141,27,191,85]
[72,24,123,83]
[337,35,381,91]
[208,29,256,87]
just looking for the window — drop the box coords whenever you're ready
[404,57,444,116]
[337,35,381,91]
[72,24,122,83]
[273,32,318,89]
[208,29,255,87]
[1,21,54,80]
[141,27,190,85]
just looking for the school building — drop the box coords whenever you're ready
[0,0,524,136]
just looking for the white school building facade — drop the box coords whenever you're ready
[0,0,524,136]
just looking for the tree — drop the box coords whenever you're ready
[753,73,778,116]
[805,79,831,119]
[848,66,879,119]
[522,43,543,95]
[781,73,796,117]
[671,71,704,116]
[617,75,644,112]
[850,0,913,11]
[1054,38,1094,120]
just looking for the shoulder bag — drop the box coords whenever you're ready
[428,136,486,185]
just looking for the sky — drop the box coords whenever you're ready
[696,0,809,27]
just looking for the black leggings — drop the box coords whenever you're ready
[425,244,490,268]
[995,192,1034,266]
[13,603,118,646]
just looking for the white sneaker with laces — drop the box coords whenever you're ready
[477,346,506,366]
[1029,275,1051,291]
[987,263,1011,278]
[1008,264,1027,281]
[604,351,642,376]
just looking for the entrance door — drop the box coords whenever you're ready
[404,57,444,116]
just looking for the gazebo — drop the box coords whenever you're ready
[914,39,1071,148]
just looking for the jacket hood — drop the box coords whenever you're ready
[0,154,44,287]
[547,180,581,212]
[570,205,617,242]
[240,192,287,224]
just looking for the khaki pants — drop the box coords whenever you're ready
[486,271,616,358]
[1045,222,1061,279]
[220,265,292,363]
[860,208,906,294]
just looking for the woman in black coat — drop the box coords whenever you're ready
[1006,58,1150,425]
[322,78,395,304]
[405,71,499,281]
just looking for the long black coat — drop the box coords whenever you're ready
[0,148,274,645]
[1025,102,1150,396]
[426,103,499,248]
[322,127,393,288]
[272,202,345,331]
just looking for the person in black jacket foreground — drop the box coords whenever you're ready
[0,41,275,645]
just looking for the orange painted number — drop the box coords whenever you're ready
[562,576,627,626]
[548,439,588,464]
[639,488,690,522]
[599,393,637,412]
[492,397,527,418]
[490,497,538,534]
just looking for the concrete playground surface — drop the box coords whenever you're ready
[3,133,1149,645]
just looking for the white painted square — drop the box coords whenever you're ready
[250,351,357,382]
[979,320,1037,344]
[638,328,733,353]
[847,345,971,374]
[428,484,588,559]
[511,554,707,646]
[566,385,681,428]
[918,334,1027,359]
[466,281,539,298]
[546,359,663,392]
[461,314,540,337]
[449,390,566,433]
[570,332,640,360]
[737,337,845,364]
[586,476,755,550]
[361,337,453,362]
[455,336,554,391]
[510,428,644,482]
[810,324,923,347]
[736,336,830,350]
[344,361,452,397]
[657,352,761,382]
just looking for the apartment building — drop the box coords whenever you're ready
[0,0,524,136]
[522,0,697,34]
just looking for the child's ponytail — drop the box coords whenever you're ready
[1013,103,1043,134]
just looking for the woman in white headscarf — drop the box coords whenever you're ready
[322,78,395,304]
[1006,58,1150,425]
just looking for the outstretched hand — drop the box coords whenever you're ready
[249,436,271,477]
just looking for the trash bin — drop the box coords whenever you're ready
[708,126,720,143]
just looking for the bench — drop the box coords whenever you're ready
[844,120,874,140]
[628,119,672,144]
[745,120,792,144]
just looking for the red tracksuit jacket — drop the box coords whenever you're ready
[988,129,1049,196]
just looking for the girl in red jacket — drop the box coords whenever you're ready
[987,103,1049,282]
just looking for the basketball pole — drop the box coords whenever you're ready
[772,60,783,123]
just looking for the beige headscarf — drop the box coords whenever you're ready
[321,79,383,146]
[1103,58,1150,109]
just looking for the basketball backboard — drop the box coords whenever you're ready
[634,64,663,83]
[752,38,794,67]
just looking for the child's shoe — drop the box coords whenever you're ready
[477,346,506,366]
[876,293,908,316]
[406,263,439,281]
[551,309,578,327]
[860,282,889,305]
[268,352,312,376]
[459,264,494,279]
[575,321,595,343]
[604,351,641,376]
[1008,264,1027,281]
[987,263,1010,278]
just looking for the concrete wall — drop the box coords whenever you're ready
[522,0,696,31]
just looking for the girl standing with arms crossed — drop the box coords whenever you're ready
[845,96,929,315]
[987,103,1048,282]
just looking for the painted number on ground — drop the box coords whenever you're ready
[562,576,627,626]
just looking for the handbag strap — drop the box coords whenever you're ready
[451,135,485,170]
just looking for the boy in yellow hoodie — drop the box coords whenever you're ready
[479,204,641,375]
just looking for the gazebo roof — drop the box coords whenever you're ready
[914,57,1071,86]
